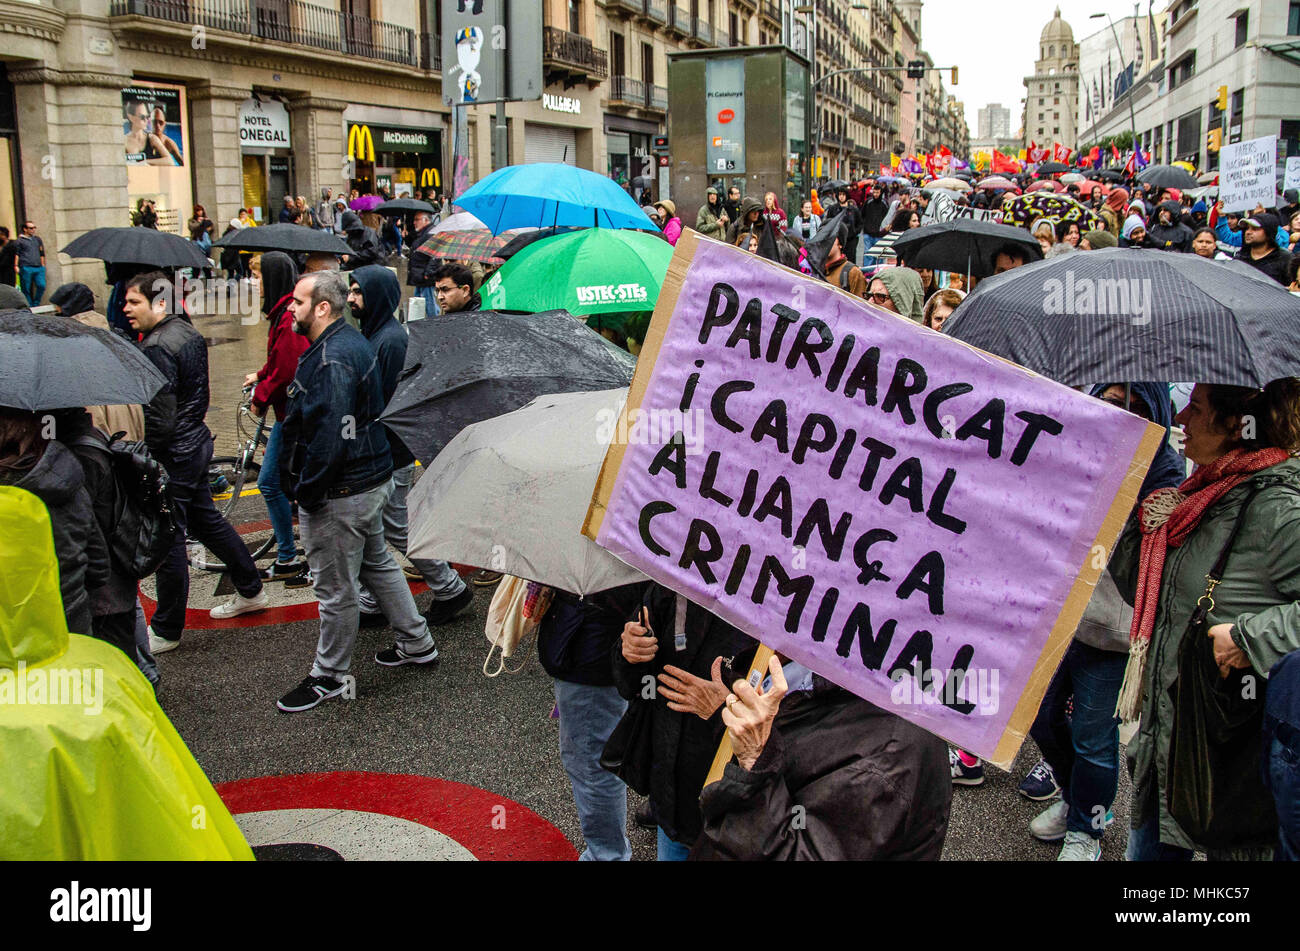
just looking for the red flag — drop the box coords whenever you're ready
[1053,143,1074,164]
[992,149,1020,174]
[1111,144,1122,163]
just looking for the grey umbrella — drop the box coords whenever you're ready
[374,198,437,215]
[943,249,1300,387]
[407,389,647,596]
[381,309,636,466]
[0,310,167,411]
[211,223,350,255]
[1136,164,1200,191]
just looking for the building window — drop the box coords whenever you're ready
[1282,120,1300,160]
[568,0,581,34]
[1290,0,1300,35]
[1169,53,1196,89]
[1234,11,1248,48]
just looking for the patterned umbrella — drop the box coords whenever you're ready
[415,228,508,264]
[1000,192,1105,233]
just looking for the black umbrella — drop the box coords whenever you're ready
[1095,168,1125,182]
[211,223,350,255]
[62,227,209,269]
[0,310,167,411]
[1136,164,1200,191]
[823,179,850,193]
[1036,161,1069,175]
[892,219,1044,279]
[496,226,584,260]
[943,249,1300,387]
[374,198,437,215]
[381,309,636,466]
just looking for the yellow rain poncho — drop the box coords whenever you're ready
[0,486,253,860]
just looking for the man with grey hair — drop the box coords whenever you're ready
[275,270,440,712]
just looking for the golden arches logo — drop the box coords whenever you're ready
[347,125,375,162]
[420,168,441,188]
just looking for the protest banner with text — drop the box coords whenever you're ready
[584,231,1161,766]
[1220,135,1278,213]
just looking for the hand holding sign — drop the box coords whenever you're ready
[716,655,788,770]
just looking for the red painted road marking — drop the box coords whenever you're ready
[217,772,577,861]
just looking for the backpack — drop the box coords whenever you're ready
[69,429,177,580]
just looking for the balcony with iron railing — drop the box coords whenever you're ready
[109,0,418,66]
[543,25,609,81]
[649,84,667,111]
[603,0,643,17]
[419,32,440,71]
[692,17,713,44]
[644,0,667,25]
[668,5,690,35]
[609,75,647,107]
[759,0,779,23]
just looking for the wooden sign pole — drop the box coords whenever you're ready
[703,644,775,787]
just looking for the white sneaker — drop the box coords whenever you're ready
[1057,830,1102,861]
[147,625,180,655]
[210,588,270,619]
[1030,799,1070,842]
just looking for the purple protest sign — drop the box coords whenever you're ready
[584,232,1161,765]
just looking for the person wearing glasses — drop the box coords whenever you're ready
[122,100,174,167]
[866,267,924,322]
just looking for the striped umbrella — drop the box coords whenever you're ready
[944,249,1300,387]
[414,228,508,264]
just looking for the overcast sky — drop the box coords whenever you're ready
[920,0,1161,135]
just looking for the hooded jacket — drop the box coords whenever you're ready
[407,219,440,286]
[349,265,415,468]
[726,196,765,245]
[1146,201,1194,253]
[49,282,94,318]
[339,211,382,269]
[696,677,951,860]
[0,440,108,635]
[315,189,336,230]
[874,266,925,322]
[0,486,254,860]
[695,189,728,241]
[655,200,682,246]
[252,252,309,420]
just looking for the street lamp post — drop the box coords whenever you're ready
[795,1,873,181]
[1091,6,1140,163]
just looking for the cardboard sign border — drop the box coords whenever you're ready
[584,229,1161,768]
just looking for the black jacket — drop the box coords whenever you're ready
[406,222,438,286]
[340,211,382,270]
[0,440,108,635]
[138,314,212,478]
[1146,201,1194,253]
[350,265,414,468]
[696,677,951,860]
[610,583,757,845]
[0,239,17,286]
[279,318,393,512]
[1236,243,1294,286]
[54,410,138,618]
[860,196,889,236]
[539,583,649,686]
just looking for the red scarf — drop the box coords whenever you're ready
[1118,446,1289,720]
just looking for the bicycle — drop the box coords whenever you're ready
[189,385,277,571]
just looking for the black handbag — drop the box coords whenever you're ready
[1165,486,1276,849]
[599,697,654,796]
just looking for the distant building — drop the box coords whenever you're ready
[1023,7,1080,149]
[978,103,1012,140]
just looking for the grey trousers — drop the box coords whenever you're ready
[358,463,466,613]
[301,480,435,679]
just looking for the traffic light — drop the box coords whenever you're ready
[1208,127,1223,153]
[1216,85,1229,112]
[908,60,925,79]
[951,67,958,86]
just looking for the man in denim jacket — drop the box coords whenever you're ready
[275,271,439,712]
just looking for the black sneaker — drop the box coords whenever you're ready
[422,586,473,626]
[277,675,347,712]
[634,802,656,829]
[375,643,440,667]
[261,558,308,581]
[284,569,314,590]
[358,611,389,629]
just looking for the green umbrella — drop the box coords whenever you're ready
[479,228,672,317]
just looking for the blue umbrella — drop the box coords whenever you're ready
[456,163,655,234]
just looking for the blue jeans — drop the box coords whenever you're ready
[19,265,45,306]
[1029,639,1128,838]
[657,826,691,861]
[553,679,631,861]
[414,285,440,316]
[1269,733,1300,861]
[1126,818,1195,861]
[133,598,159,685]
[257,421,297,563]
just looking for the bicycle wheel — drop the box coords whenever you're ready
[208,455,248,521]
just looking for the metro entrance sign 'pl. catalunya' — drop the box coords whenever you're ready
[584,231,1161,766]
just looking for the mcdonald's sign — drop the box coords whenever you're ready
[420,167,441,188]
[347,124,375,162]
